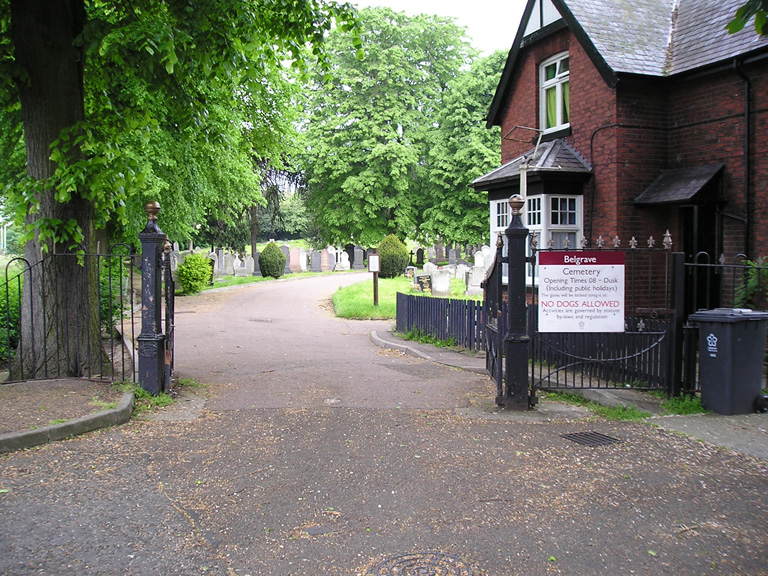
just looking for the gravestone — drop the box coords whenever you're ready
[223,252,235,276]
[423,261,438,276]
[466,265,486,296]
[416,274,432,293]
[448,248,457,266]
[289,247,301,272]
[234,257,248,277]
[481,245,492,270]
[320,249,331,272]
[405,266,417,279]
[217,248,225,273]
[431,269,452,297]
[173,241,180,252]
[208,252,219,280]
[311,250,322,272]
[473,251,485,270]
[353,246,365,270]
[299,249,308,272]
[336,252,350,271]
[455,264,469,285]
[244,256,255,276]
[427,246,437,264]
[442,264,457,278]
[280,245,291,275]
[253,250,261,276]
[329,251,336,271]
[436,240,445,261]
[345,244,355,267]
[416,248,425,266]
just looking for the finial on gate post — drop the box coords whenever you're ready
[496,232,504,249]
[142,201,164,234]
[508,194,524,216]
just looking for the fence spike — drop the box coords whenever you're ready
[596,236,605,249]
[580,236,589,249]
[648,236,656,248]
[613,235,621,248]
[663,230,673,250]
[630,237,638,249]
[564,236,572,249]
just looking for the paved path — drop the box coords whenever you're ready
[173,273,488,410]
[0,274,767,576]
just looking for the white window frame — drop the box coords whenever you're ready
[526,194,582,250]
[540,52,570,133]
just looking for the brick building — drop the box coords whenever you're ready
[472,0,768,264]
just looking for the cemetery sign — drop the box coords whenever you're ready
[538,251,625,333]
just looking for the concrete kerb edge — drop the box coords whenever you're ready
[370,330,434,361]
[0,391,135,453]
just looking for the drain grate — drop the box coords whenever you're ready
[366,552,473,576]
[562,431,621,447]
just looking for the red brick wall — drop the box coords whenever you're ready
[495,28,768,259]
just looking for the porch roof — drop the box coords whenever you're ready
[471,139,591,191]
[634,164,725,205]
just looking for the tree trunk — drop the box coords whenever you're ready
[11,0,104,379]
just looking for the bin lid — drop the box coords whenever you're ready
[689,308,768,323]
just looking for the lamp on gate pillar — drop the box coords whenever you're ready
[137,201,168,395]
[503,194,531,410]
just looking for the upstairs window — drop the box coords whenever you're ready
[540,53,570,132]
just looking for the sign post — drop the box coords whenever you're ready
[538,251,625,332]
[368,249,380,307]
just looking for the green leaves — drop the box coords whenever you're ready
[726,0,768,35]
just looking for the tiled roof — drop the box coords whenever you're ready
[471,139,591,189]
[634,164,724,204]
[567,0,768,76]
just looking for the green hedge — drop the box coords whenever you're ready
[260,242,286,279]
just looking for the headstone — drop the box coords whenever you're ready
[473,251,485,269]
[431,269,452,297]
[423,261,438,276]
[280,245,291,275]
[466,265,486,296]
[173,241,180,252]
[442,264,457,278]
[336,252,350,271]
[405,266,417,279]
[448,248,457,266]
[320,249,331,272]
[455,264,469,285]
[299,249,308,272]
[329,251,336,271]
[415,274,432,293]
[234,259,248,277]
[244,256,255,276]
[353,246,365,270]
[223,252,235,276]
[416,248,425,266]
[427,246,437,264]
[217,248,225,272]
[345,244,355,266]
[311,250,322,272]
[436,240,445,261]
[481,245,492,270]
[208,252,219,280]
[289,247,301,272]
[253,250,261,276]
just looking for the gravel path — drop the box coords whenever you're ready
[1,273,767,576]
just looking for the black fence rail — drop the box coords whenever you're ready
[0,245,137,384]
[396,292,484,351]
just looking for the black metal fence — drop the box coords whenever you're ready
[0,245,137,383]
[396,292,484,351]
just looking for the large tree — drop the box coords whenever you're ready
[2,0,359,377]
[418,50,505,246]
[300,7,472,246]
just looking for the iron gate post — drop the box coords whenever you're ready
[503,194,531,410]
[137,201,167,395]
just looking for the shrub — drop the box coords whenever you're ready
[177,252,212,294]
[259,242,286,279]
[0,275,21,365]
[378,234,409,279]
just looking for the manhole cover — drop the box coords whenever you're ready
[365,552,473,576]
[562,431,621,447]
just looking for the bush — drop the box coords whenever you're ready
[0,275,21,365]
[259,242,286,279]
[378,234,409,278]
[177,252,212,294]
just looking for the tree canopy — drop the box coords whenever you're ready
[299,7,477,246]
[727,0,768,35]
